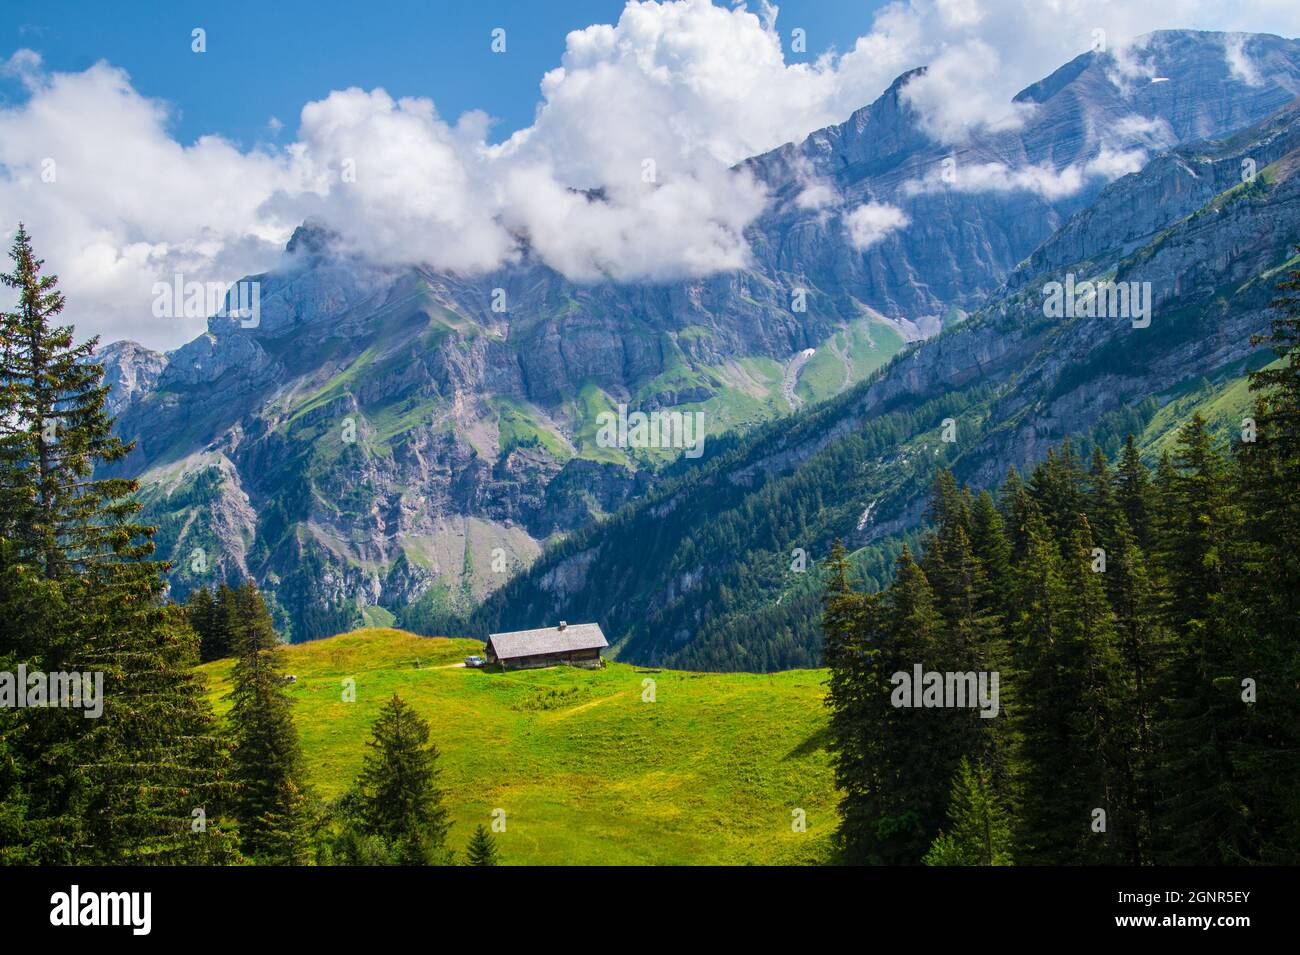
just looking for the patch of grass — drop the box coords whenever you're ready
[359,605,396,629]
[795,317,907,404]
[568,382,627,465]
[200,627,837,865]
[494,397,571,461]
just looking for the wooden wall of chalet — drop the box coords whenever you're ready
[500,647,602,670]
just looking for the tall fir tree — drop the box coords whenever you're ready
[923,758,1013,866]
[875,547,953,863]
[1028,440,1086,549]
[1105,517,1162,864]
[355,693,452,865]
[0,226,238,863]
[821,540,882,862]
[1058,515,1130,864]
[1154,415,1249,863]
[1008,507,1073,862]
[465,824,500,866]
[1114,435,1155,552]
[1220,250,1300,861]
[228,581,310,864]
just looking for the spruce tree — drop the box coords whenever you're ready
[228,581,309,864]
[1106,517,1162,864]
[465,823,500,866]
[1028,441,1086,548]
[1058,515,1129,864]
[0,225,142,580]
[923,492,1009,793]
[969,490,1013,614]
[923,758,1013,866]
[875,546,951,863]
[356,693,452,865]
[1154,416,1247,863]
[1114,435,1155,551]
[1009,508,1072,862]
[1084,445,1118,546]
[1217,252,1300,862]
[187,586,216,660]
[821,539,884,862]
[0,226,238,863]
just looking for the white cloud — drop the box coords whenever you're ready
[0,57,298,347]
[902,147,1148,200]
[845,202,909,250]
[1224,33,1264,86]
[2,0,1300,349]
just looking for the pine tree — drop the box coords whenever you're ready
[1009,507,1072,862]
[1114,435,1155,551]
[923,490,1008,791]
[356,693,452,865]
[465,824,500,866]
[0,226,238,863]
[1058,515,1129,864]
[1106,517,1162,864]
[821,539,888,862]
[1084,445,1118,546]
[187,586,216,660]
[1028,441,1086,548]
[210,582,239,661]
[969,490,1013,613]
[0,225,142,580]
[1250,243,1300,463]
[1216,252,1300,862]
[228,581,309,864]
[923,758,1013,866]
[76,582,241,864]
[875,546,952,863]
[1154,415,1247,863]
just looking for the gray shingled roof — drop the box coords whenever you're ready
[487,623,608,660]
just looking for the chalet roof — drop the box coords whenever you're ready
[487,622,608,659]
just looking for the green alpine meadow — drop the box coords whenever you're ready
[199,628,837,865]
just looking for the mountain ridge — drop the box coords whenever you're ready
[96,29,1300,643]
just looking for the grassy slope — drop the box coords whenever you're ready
[201,628,837,865]
[1136,356,1283,459]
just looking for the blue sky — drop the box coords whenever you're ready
[3,0,889,147]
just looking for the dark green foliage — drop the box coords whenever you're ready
[465,824,500,866]
[228,581,310,864]
[0,226,239,864]
[351,693,452,865]
[923,758,1013,866]
[826,262,1300,865]
[187,583,239,662]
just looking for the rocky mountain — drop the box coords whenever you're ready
[98,30,1300,641]
[469,96,1300,670]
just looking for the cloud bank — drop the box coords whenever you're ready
[1,0,1298,348]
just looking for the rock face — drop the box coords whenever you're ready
[99,30,1300,641]
[97,341,166,417]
